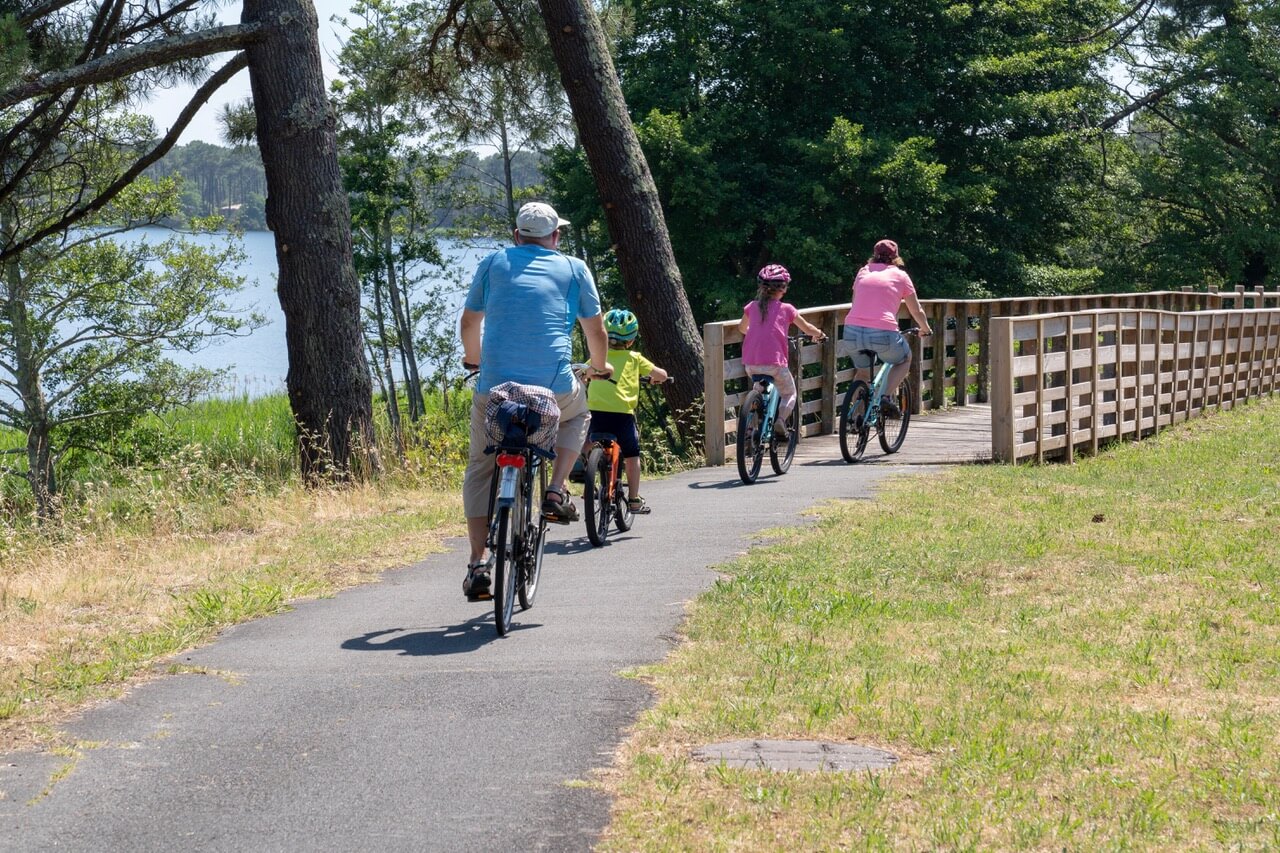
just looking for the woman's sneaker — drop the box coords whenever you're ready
[880,395,903,418]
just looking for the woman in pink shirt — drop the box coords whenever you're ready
[737,264,827,437]
[843,239,933,415]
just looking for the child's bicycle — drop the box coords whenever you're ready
[735,335,813,485]
[577,370,666,547]
[838,327,922,463]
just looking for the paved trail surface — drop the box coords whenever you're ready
[2,413,985,852]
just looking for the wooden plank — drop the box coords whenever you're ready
[977,303,992,403]
[955,309,969,406]
[931,302,947,406]
[819,310,839,435]
[1035,317,1045,463]
[990,317,1017,462]
[703,322,727,465]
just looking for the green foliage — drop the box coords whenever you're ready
[145,142,268,230]
[549,0,1122,319]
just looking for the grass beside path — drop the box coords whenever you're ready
[0,482,461,751]
[603,398,1280,850]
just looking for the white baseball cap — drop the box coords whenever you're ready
[516,202,571,238]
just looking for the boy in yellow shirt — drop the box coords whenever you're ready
[584,308,668,513]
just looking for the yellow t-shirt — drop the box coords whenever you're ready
[587,349,656,414]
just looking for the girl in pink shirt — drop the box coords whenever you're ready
[737,264,826,436]
[843,239,933,415]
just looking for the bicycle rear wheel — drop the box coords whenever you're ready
[493,502,519,635]
[839,381,872,463]
[878,377,912,454]
[519,462,547,610]
[769,405,799,474]
[736,389,766,484]
[583,446,611,547]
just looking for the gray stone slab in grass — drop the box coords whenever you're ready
[694,739,898,772]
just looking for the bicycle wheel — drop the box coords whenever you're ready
[769,405,799,475]
[736,389,766,484]
[519,463,547,610]
[493,502,519,635]
[583,446,611,547]
[613,466,634,532]
[878,376,912,454]
[839,380,872,463]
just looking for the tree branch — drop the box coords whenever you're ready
[0,23,262,110]
[0,52,249,264]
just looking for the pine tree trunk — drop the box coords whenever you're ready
[242,0,378,480]
[536,0,706,430]
[382,222,425,420]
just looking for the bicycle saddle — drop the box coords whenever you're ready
[750,373,774,385]
[589,431,618,444]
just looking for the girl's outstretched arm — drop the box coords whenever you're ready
[793,313,827,341]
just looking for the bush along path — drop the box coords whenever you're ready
[0,440,925,851]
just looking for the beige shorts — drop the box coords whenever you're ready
[462,380,591,518]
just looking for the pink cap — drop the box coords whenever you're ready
[873,239,899,258]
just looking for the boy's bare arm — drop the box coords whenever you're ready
[646,365,669,384]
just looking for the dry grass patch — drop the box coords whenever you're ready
[600,397,1280,850]
[0,482,461,750]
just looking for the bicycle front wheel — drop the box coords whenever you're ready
[519,463,547,610]
[493,503,519,635]
[878,377,912,454]
[583,446,611,547]
[769,405,799,475]
[839,381,872,463]
[736,389,765,484]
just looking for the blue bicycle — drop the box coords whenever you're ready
[736,335,812,485]
[839,327,921,462]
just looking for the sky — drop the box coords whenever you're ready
[138,0,352,145]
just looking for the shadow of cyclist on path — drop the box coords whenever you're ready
[341,615,540,656]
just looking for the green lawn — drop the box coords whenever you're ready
[603,397,1280,850]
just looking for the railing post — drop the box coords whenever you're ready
[931,302,947,408]
[820,310,839,433]
[703,322,726,466]
[977,303,992,402]
[909,333,923,415]
[990,316,1017,462]
[955,306,969,406]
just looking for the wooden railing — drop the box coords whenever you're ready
[703,286,1280,465]
[990,308,1280,462]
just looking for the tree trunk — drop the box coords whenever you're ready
[3,251,57,518]
[498,99,517,230]
[382,220,425,420]
[242,0,378,480]
[536,0,705,430]
[372,273,405,458]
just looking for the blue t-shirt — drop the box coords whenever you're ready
[465,244,602,394]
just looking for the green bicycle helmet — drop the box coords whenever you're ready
[604,308,639,342]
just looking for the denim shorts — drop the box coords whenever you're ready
[842,325,909,369]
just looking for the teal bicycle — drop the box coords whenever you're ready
[839,327,922,463]
[736,335,815,485]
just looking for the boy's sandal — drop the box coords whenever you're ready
[463,559,492,600]
[627,496,652,514]
[541,485,579,524]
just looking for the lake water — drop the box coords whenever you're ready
[127,227,499,396]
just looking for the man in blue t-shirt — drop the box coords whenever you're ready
[458,202,612,600]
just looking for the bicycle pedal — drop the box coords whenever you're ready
[466,591,493,602]
[542,511,573,525]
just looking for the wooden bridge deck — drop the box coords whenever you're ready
[788,403,994,467]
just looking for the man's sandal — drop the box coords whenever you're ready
[541,485,579,524]
[463,560,492,600]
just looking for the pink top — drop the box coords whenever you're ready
[844,263,916,331]
[742,299,799,366]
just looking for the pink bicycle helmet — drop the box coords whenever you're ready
[757,264,791,284]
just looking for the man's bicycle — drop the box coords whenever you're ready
[735,335,814,485]
[838,327,921,463]
[485,419,549,636]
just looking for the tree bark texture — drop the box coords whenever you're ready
[242,0,377,480]
[536,0,706,428]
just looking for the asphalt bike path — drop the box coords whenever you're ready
[1,451,937,852]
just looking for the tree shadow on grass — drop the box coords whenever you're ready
[341,615,540,656]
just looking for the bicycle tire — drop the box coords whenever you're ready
[613,467,634,532]
[878,377,912,454]
[839,380,872,463]
[736,389,765,484]
[493,502,519,635]
[769,405,799,474]
[583,446,611,547]
[519,463,547,610]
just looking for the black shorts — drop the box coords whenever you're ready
[588,410,640,459]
